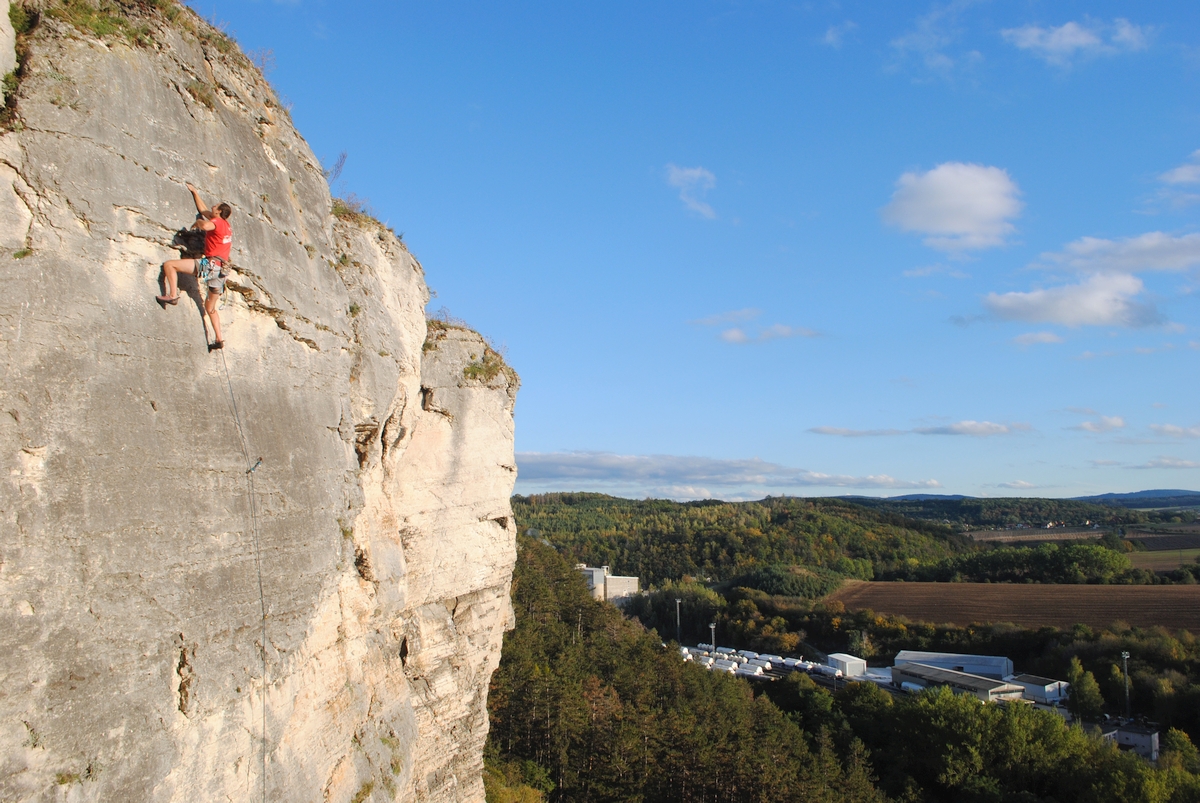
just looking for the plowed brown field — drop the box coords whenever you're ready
[828,581,1200,631]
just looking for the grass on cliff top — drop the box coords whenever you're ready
[31,0,246,64]
[41,0,164,47]
[425,309,520,388]
[331,194,396,235]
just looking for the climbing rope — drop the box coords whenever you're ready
[218,347,268,803]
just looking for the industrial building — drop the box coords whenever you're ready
[892,663,1026,703]
[1011,674,1070,705]
[575,564,639,603]
[1114,725,1160,761]
[893,650,1013,679]
[827,653,867,678]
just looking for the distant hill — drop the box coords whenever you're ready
[840,490,1200,518]
[844,496,1157,529]
[1073,490,1200,508]
[844,493,972,502]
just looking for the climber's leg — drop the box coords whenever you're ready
[159,258,196,304]
[204,289,224,348]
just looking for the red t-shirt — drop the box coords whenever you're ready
[205,216,232,261]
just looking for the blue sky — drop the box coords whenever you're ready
[190,1,1200,500]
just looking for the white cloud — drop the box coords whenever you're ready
[1039,232,1200,274]
[1090,459,1122,467]
[1013,331,1063,346]
[1150,424,1200,439]
[883,163,1022,253]
[913,420,1024,436]
[984,273,1161,328]
[1128,456,1200,470]
[1002,18,1150,66]
[666,164,716,219]
[1075,415,1126,433]
[514,451,941,499]
[999,480,1037,490]
[824,21,857,48]
[1160,150,1200,185]
[811,421,1027,437]
[691,308,760,326]
[721,324,819,344]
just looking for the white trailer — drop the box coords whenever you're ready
[811,665,844,679]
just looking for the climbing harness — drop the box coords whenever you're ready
[218,348,268,803]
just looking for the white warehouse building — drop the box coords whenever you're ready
[828,653,867,678]
[576,564,640,604]
[1011,674,1070,704]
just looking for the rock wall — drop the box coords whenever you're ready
[0,4,518,801]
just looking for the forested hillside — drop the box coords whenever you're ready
[486,537,1200,802]
[485,537,885,802]
[511,493,967,585]
[847,496,1173,529]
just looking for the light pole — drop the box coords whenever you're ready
[709,622,716,654]
[675,598,682,645]
[1122,651,1131,720]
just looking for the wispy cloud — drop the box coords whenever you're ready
[514,451,941,500]
[913,420,1027,436]
[1038,232,1200,274]
[1152,151,1200,209]
[824,21,858,48]
[984,273,1161,328]
[666,164,716,219]
[903,264,970,279]
[690,308,761,326]
[883,163,1022,253]
[812,420,1028,437]
[721,324,820,344]
[998,480,1037,490]
[693,309,818,344]
[1013,331,1063,346]
[809,427,907,437]
[1002,18,1150,67]
[1076,342,1179,360]
[1128,456,1200,470]
[1073,415,1126,433]
[890,0,981,76]
[1150,424,1200,439]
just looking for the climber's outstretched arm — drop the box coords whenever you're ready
[186,180,217,230]
[186,182,216,231]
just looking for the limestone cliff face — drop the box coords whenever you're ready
[0,3,518,801]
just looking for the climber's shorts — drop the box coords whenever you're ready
[197,257,226,294]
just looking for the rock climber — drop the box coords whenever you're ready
[157,182,233,351]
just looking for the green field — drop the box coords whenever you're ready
[1129,547,1200,571]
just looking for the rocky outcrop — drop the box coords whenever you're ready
[0,3,517,801]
